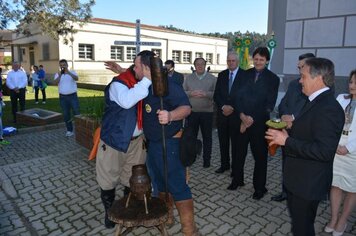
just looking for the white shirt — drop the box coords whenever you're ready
[6,70,28,89]
[308,87,330,102]
[54,71,78,95]
[109,76,151,135]
[109,76,151,109]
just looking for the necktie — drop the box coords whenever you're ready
[229,72,233,93]
[254,72,260,83]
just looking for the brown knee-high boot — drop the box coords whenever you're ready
[158,192,175,226]
[175,199,200,236]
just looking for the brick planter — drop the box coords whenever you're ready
[74,115,100,150]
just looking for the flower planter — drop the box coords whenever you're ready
[74,115,100,150]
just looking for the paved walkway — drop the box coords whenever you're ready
[0,125,355,236]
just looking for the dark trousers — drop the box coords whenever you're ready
[59,93,80,132]
[234,121,268,191]
[216,112,239,170]
[189,112,213,163]
[10,88,26,122]
[281,148,287,194]
[35,87,46,102]
[287,190,320,236]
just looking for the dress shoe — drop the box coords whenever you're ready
[332,224,347,236]
[271,193,287,202]
[227,181,245,190]
[253,189,268,200]
[203,161,210,168]
[324,225,334,233]
[215,167,229,174]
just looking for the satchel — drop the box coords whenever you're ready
[179,118,201,167]
[41,81,48,89]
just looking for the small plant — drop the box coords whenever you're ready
[82,95,105,123]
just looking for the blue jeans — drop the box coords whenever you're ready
[146,138,192,201]
[59,93,80,132]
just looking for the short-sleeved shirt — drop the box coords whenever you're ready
[143,81,190,142]
[54,71,78,95]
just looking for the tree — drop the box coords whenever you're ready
[160,25,270,55]
[0,0,95,44]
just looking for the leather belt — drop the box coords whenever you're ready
[173,130,183,138]
[131,135,141,141]
[342,130,350,136]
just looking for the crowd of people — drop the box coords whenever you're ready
[1,48,354,236]
[2,60,80,137]
[96,49,355,236]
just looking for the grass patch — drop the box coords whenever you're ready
[1,85,104,128]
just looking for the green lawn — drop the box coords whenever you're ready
[1,85,104,128]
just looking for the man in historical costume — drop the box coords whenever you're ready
[97,62,152,228]
[139,50,200,235]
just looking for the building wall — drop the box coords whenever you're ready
[12,19,228,85]
[269,0,356,94]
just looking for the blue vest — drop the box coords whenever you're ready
[100,79,137,152]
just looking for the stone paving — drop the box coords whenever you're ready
[0,126,355,236]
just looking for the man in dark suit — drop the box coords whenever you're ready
[165,60,184,86]
[229,47,279,200]
[266,57,344,236]
[271,52,315,202]
[213,52,245,174]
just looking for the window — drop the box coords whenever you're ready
[151,49,161,58]
[182,51,192,63]
[195,52,203,59]
[216,54,220,64]
[206,53,213,64]
[79,44,94,59]
[172,50,181,63]
[126,47,136,61]
[111,46,123,61]
[42,43,50,60]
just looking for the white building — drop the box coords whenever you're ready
[11,18,228,84]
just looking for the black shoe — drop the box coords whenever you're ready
[215,167,229,174]
[253,189,268,200]
[203,162,210,168]
[227,181,245,190]
[271,193,287,202]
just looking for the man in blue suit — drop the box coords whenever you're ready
[165,60,184,86]
[266,57,344,236]
[271,53,315,202]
